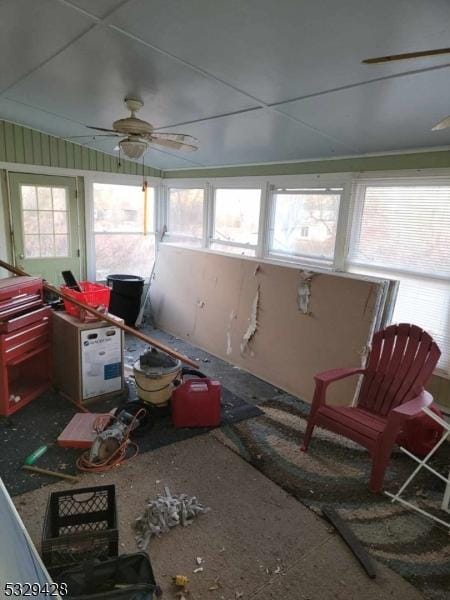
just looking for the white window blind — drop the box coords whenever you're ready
[348,184,450,376]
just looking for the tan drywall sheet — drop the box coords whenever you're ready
[151,246,382,404]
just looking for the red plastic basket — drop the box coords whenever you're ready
[62,282,110,319]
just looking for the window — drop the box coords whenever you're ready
[348,184,450,376]
[211,188,261,256]
[20,185,69,258]
[269,188,341,264]
[93,183,155,280]
[167,188,204,247]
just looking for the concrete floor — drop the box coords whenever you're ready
[14,434,423,600]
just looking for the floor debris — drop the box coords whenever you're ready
[134,486,210,549]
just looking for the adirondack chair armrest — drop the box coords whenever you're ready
[314,367,366,386]
[312,368,367,408]
[391,390,433,419]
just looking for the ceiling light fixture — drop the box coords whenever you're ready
[119,137,148,159]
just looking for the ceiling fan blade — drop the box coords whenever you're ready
[362,47,450,64]
[86,125,118,133]
[432,115,450,131]
[153,132,199,143]
[66,133,119,138]
[150,136,198,151]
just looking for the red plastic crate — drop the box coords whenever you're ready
[62,282,110,319]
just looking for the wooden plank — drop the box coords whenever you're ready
[49,136,59,166]
[322,507,376,579]
[88,148,96,171]
[95,150,104,172]
[66,141,75,169]
[103,153,111,172]
[57,138,66,167]
[13,124,25,163]
[41,134,51,166]
[73,143,82,170]
[32,130,42,164]
[0,121,6,162]
[81,146,89,170]
[4,121,15,162]
[23,127,34,164]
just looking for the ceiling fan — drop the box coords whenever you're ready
[362,46,450,131]
[71,98,198,158]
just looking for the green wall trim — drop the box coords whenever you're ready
[0,120,161,177]
[162,150,450,179]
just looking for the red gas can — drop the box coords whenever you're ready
[172,378,221,428]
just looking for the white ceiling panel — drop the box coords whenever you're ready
[276,67,450,154]
[0,0,93,92]
[0,97,93,140]
[66,0,128,18]
[6,26,255,131]
[157,109,352,166]
[110,0,450,105]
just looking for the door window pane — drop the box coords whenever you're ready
[20,185,70,258]
[21,186,37,210]
[23,211,38,234]
[53,211,68,233]
[40,234,54,257]
[55,235,69,257]
[24,235,40,258]
[38,211,53,234]
[271,191,341,260]
[52,188,67,210]
[37,187,52,210]
[213,189,261,247]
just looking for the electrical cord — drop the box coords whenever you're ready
[76,408,145,473]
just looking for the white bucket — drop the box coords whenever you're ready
[133,349,182,406]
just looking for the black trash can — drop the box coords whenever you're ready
[107,274,144,326]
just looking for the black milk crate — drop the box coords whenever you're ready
[42,485,118,575]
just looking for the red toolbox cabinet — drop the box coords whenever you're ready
[172,378,221,428]
[0,277,52,416]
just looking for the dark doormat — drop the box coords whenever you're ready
[214,395,450,600]
[0,386,261,497]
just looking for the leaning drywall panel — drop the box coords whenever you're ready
[151,246,382,404]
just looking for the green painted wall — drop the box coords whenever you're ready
[0,120,161,177]
[163,149,450,179]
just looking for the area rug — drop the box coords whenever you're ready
[0,386,261,497]
[213,395,450,600]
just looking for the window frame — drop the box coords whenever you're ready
[267,185,346,268]
[208,183,265,257]
[163,183,208,248]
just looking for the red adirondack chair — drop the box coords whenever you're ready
[301,323,441,492]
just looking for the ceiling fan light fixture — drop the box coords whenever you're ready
[119,138,148,159]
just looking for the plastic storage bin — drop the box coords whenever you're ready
[62,282,110,320]
[107,274,144,326]
[42,485,118,575]
[54,552,157,599]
